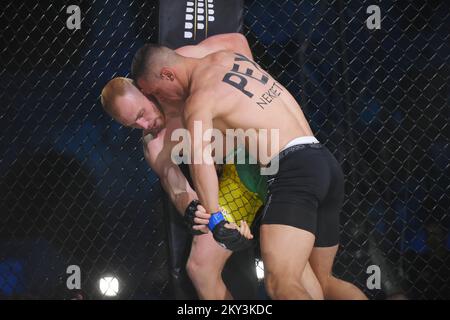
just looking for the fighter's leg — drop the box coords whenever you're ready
[302,261,324,300]
[186,231,233,299]
[260,224,316,300]
[309,147,367,300]
[240,217,323,300]
[186,164,257,299]
[309,245,367,300]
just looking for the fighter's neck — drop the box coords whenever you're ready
[176,56,202,98]
[162,102,183,117]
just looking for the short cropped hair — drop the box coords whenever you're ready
[100,77,136,116]
[131,43,172,81]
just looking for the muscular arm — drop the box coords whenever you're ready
[160,33,251,206]
[146,33,252,209]
[182,94,254,249]
[142,132,197,214]
[148,33,252,212]
[182,94,219,214]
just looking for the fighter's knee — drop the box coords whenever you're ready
[265,273,309,300]
[186,256,220,284]
[186,258,204,282]
[315,274,332,296]
[264,275,281,299]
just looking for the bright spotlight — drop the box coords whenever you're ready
[99,276,119,297]
[255,259,264,280]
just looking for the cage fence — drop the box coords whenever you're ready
[0,0,448,299]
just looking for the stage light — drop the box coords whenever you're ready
[255,260,264,280]
[99,276,119,297]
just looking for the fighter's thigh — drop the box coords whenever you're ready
[308,245,339,283]
[260,224,315,277]
[188,232,232,270]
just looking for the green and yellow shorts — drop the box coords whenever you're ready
[218,163,267,226]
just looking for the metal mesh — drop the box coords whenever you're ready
[1,0,449,299]
[245,0,449,299]
[0,0,169,299]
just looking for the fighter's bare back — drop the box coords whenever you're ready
[185,50,314,164]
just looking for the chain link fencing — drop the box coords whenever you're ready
[245,0,449,299]
[0,0,448,299]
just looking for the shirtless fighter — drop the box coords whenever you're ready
[101,34,324,299]
[130,34,368,300]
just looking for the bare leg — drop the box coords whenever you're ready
[260,224,316,300]
[186,231,232,299]
[302,262,324,300]
[309,245,368,300]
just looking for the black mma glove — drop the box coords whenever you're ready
[209,212,254,252]
[184,199,204,236]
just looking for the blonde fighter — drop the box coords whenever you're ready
[101,34,323,299]
[131,34,367,300]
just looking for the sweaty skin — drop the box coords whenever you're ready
[113,34,325,300]
[138,49,314,215]
[133,35,367,301]
[143,34,255,231]
[128,34,257,299]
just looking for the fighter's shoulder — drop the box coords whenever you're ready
[142,127,177,166]
[195,33,248,52]
[200,33,248,47]
[142,126,169,151]
[184,89,215,110]
[191,52,233,83]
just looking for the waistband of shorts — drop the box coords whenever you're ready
[281,136,320,151]
[270,136,323,165]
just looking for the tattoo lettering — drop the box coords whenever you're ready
[256,81,284,109]
[222,53,269,98]
[222,72,254,98]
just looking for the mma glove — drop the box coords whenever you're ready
[184,199,205,235]
[209,211,254,252]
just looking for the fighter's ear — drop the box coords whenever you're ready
[161,67,175,81]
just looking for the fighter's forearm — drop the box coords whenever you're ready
[143,142,198,215]
[159,163,198,214]
[189,163,220,214]
[184,96,219,214]
[159,176,197,214]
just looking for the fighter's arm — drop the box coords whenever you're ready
[183,93,254,249]
[182,94,220,215]
[143,135,195,213]
[142,132,209,232]
[176,33,253,60]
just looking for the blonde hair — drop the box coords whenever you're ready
[100,77,138,116]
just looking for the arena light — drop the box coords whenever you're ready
[99,276,119,297]
[255,260,264,280]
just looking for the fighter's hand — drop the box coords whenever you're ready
[184,200,210,235]
[224,221,253,240]
[192,203,210,234]
[212,220,254,252]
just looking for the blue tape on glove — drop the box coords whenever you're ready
[208,211,225,231]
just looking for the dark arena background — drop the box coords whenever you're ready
[0,0,448,300]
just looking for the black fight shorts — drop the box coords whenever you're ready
[261,143,344,247]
